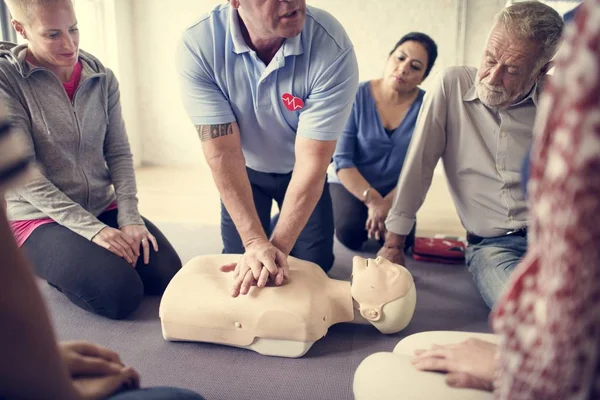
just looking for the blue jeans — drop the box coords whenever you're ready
[465,235,528,308]
[221,167,335,271]
[109,387,204,400]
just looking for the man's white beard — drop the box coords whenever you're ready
[475,80,512,108]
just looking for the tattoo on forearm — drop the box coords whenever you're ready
[196,123,234,142]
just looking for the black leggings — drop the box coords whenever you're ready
[23,210,181,319]
[329,183,416,251]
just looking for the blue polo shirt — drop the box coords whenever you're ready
[328,81,425,195]
[177,3,359,174]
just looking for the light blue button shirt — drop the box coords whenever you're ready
[177,3,359,174]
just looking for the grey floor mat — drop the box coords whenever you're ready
[40,223,490,400]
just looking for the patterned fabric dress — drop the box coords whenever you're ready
[492,1,600,398]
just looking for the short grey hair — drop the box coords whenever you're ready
[4,0,71,24]
[495,1,564,63]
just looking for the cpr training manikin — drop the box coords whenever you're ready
[159,255,416,357]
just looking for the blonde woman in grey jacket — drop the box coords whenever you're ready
[0,0,182,319]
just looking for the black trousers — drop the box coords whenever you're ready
[23,209,181,319]
[220,167,335,272]
[329,183,416,251]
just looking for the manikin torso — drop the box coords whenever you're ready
[160,255,416,357]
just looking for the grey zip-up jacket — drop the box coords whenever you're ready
[0,42,144,240]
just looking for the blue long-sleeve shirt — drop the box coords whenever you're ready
[328,81,425,195]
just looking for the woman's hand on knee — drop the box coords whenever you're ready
[92,227,138,267]
[120,224,159,265]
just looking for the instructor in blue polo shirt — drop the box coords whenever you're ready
[177,0,359,297]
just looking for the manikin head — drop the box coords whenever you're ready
[350,256,416,334]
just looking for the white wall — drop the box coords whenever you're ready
[314,0,460,87]
[104,0,143,167]
[464,0,506,67]
[75,0,143,166]
[128,0,508,166]
[131,0,206,167]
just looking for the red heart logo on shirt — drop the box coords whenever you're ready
[281,93,305,111]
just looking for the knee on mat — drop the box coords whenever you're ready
[335,226,365,251]
[321,254,335,273]
[95,275,144,320]
[143,252,182,296]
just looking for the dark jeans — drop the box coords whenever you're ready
[23,210,182,319]
[329,182,416,252]
[109,387,204,400]
[221,167,335,272]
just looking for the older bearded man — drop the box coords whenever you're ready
[378,1,564,308]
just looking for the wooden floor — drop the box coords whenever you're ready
[135,166,464,238]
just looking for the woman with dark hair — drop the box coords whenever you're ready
[328,32,438,251]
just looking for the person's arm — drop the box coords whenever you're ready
[103,69,144,229]
[334,86,395,208]
[0,74,137,263]
[1,108,142,399]
[176,33,266,249]
[380,76,448,253]
[272,46,359,252]
[383,187,396,204]
[0,119,32,200]
[177,30,267,251]
[337,168,381,202]
[333,97,396,241]
[0,113,80,400]
[0,207,81,400]
[271,137,336,254]
[338,168,392,241]
[332,94,379,201]
[367,186,397,241]
[198,122,267,249]
[0,76,106,240]
[199,122,289,295]
[11,169,107,239]
[103,69,158,264]
[177,31,287,294]
[334,92,391,215]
